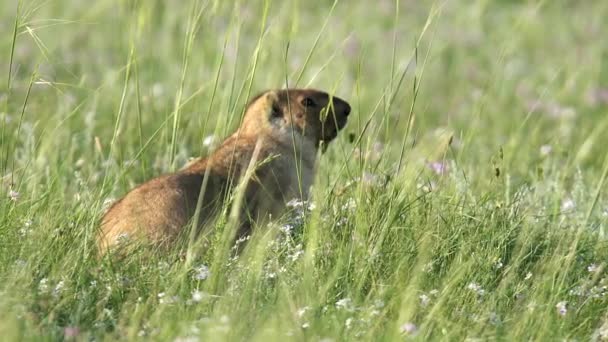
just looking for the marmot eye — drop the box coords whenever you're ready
[271,103,282,117]
[301,97,316,107]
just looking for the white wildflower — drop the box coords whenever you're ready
[400,322,418,335]
[467,282,485,296]
[192,265,210,281]
[19,220,33,236]
[8,189,19,201]
[75,158,86,168]
[419,294,431,307]
[296,306,310,318]
[341,198,357,211]
[589,284,607,299]
[192,290,206,303]
[555,301,567,316]
[336,297,354,311]
[288,247,304,262]
[488,312,500,325]
[102,198,115,211]
[345,317,353,329]
[287,198,314,211]
[234,234,250,245]
[561,198,575,211]
[53,280,65,297]
[287,198,304,208]
[103,308,113,318]
[203,135,218,148]
[540,145,552,156]
[588,263,600,273]
[279,224,294,235]
[427,161,448,175]
[336,217,348,227]
[38,278,49,293]
[418,181,438,193]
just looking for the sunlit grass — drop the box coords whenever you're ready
[1,0,608,340]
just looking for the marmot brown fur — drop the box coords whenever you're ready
[98,89,351,254]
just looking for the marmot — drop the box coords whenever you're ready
[98,89,351,254]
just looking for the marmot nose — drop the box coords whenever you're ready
[334,97,351,116]
[344,103,351,116]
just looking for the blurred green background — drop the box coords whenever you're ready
[1,1,608,340]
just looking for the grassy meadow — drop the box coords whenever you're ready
[2,0,608,340]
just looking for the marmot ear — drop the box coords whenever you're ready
[264,91,282,119]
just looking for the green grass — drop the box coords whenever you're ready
[2,0,608,340]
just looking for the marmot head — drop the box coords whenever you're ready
[240,89,351,149]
